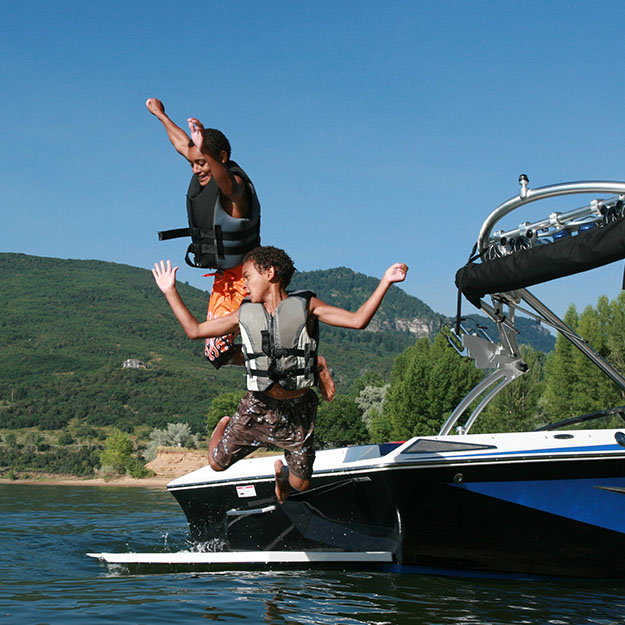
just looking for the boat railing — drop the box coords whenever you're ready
[478,176,625,257]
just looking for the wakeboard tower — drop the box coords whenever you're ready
[448,175,625,435]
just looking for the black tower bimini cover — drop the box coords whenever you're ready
[456,216,625,308]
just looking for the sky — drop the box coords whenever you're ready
[3,0,625,318]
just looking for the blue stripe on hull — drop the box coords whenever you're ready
[453,444,623,459]
[455,477,625,534]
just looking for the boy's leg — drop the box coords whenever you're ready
[272,391,317,502]
[274,458,310,504]
[208,416,230,471]
[213,391,316,501]
[204,266,247,368]
[209,393,260,471]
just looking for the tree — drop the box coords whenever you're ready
[100,429,150,478]
[143,422,201,461]
[349,371,386,399]
[542,306,581,420]
[355,383,389,442]
[100,429,134,474]
[315,396,369,448]
[384,338,433,437]
[57,432,74,446]
[368,406,395,443]
[543,302,624,422]
[573,303,619,411]
[426,332,483,429]
[384,331,483,439]
[207,391,246,433]
[23,432,43,454]
[606,292,625,375]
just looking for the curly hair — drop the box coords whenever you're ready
[244,246,296,288]
[188,128,231,159]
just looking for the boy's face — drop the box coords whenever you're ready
[189,147,213,186]
[242,260,273,302]
[188,147,228,186]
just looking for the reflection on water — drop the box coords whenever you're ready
[1,484,624,624]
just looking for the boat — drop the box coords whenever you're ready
[93,177,625,577]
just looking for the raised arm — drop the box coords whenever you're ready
[187,117,249,217]
[310,263,408,329]
[152,260,240,339]
[146,98,194,160]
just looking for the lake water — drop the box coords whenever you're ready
[1,483,625,624]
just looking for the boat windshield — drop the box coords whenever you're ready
[535,406,625,432]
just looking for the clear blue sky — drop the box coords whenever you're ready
[3,0,625,317]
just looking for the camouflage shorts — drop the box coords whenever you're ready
[212,390,318,479]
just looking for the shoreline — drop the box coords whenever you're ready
[0,448,284,490]
[0,475,171,488]
[0,448,212,489]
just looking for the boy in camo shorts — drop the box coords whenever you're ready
[153,246,408,502]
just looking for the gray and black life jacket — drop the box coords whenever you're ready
[158,160,261,270]
[238,292,319,392]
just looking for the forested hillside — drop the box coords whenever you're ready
[0,252,568,478]
[0,254,556,432]
[0,253,443,433]
[290,267,555,354]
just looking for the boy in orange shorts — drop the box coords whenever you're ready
[146,99,334,398]
[147,98,258,368]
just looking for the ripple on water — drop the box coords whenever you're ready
[2,484,625,625]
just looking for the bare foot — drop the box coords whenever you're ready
[317,356,335,402]
[208,416,230,471]
[274,459,291,504]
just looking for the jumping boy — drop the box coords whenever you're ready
[146,99,335,399]
[146,98,260,368]
[152,246,408,502]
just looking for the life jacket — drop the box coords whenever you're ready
[238,292,319,392]
[158,160,261,270]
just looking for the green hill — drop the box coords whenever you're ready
[0,253,428,434]
[0,253,240,434]
[0,253,553,437]
[290,267,555,355]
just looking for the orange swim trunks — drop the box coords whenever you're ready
[204,265,247,368]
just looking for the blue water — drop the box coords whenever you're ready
[2,484,625,624]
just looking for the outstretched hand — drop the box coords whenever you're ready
[384,262,408,284]
[146,98,165,116]
[187,117,205,150]
[152,260,178,293]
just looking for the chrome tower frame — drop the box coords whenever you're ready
[441,177,625,436]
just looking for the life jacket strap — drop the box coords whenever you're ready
[244,351,266,360]
[245,367,311,380]
[159,223,259,243]
[190,224,260,242]
[184,241,259,268]
[158,227,190,241]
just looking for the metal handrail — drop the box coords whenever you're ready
[477,177,625,254]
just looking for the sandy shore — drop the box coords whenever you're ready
[0,475,171,488]
[0,448,204,488]
[0,448,281,488]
